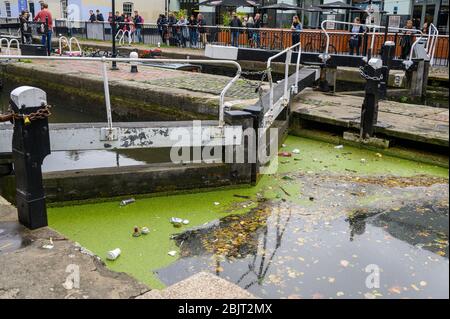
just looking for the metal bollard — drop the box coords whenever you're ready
[379,41,395,99]
[130,51,139,73]
[360,58,383,140]
[11,86,51,229]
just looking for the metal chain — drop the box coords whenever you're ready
[0,105,52,123]
[240,68,270,109]
[359,66,383,82]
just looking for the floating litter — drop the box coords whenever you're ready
[120,198,135,206]
[292,149,300,154]
[334,145,344,149]
[182,220,190,225]
[168,251,177,257]
[107,248,121,261]
[214,202,220,206]
[141,227,150,235]
[132,226,141,237]
[170,217,183,227]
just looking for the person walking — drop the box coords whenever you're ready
[34,3,53,55]
[291,15,302,50]
[400,20,415,60]
[349,17,364,56]
[230,12,242,47]
[133,10,144,43]
[188,15,198,48]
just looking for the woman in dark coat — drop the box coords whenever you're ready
[349,17,365,56]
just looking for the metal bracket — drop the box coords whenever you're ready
[100,127,119,141]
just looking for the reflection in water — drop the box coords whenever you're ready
[157,197,449,299]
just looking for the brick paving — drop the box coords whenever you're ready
[33,58,259,100]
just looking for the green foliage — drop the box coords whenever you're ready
[222,12,232,26]
[175,9,187,20]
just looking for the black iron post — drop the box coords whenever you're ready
[360,61,383,139]
[379,40,395,99]
[11,87,51,230]
[111,0,118,70]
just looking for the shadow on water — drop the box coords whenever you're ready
[156,199,449,299]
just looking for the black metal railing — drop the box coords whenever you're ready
[2,19,449,67]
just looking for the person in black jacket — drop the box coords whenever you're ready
[349,17,365,56]
[157,14,167,43]
[167,12,178,46]
[198,13,207,45]
[253,13,262,48]
[230,12,242,47]
[188,15,198,47]
[400,20,415,60]
[89,10,96,23]
[96,10,104,22]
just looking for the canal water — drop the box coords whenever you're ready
[47,135,449,298]
[2,81,448,299]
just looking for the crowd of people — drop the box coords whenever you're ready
[155,12,208,48]
[107,11,145,43]
[17,4,429,59]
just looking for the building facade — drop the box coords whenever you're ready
[1,0,448,33]
[0,0,167,22]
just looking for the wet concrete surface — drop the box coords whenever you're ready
[0,201,149,299]
[156,174,449,299]
[0,222,33,255]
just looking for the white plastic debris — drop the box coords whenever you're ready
[214,202,220,206]
[360,158,367,164]
[182,220,190,225]
[141,227,150,235]
[334,145,344,149]
[107,248,121,261]
[168,251,177,257]
[292,149,300,154]
[170,217,183,227]
[120,198,135,206]
[42,238,54,250]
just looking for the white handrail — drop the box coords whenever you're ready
[265,41,302,128]
[320,20,424,68]
[0,55,242,130]
[427,23,439,66]
[69,37,82,53]
[0,37,20,55]
[7,38,20,55]
[58,36,69,55]
[0,38,10,54]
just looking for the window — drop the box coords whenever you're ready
[4,1,11,17]
[123,2,134,16]
[60,0,68,19]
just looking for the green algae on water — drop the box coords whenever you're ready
[48,135,449,289]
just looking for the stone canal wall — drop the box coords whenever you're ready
[0,60,259,122]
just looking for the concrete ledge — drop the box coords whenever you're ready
[343,131,391,149]
[137,272,256,299]
[1,162,253,204]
